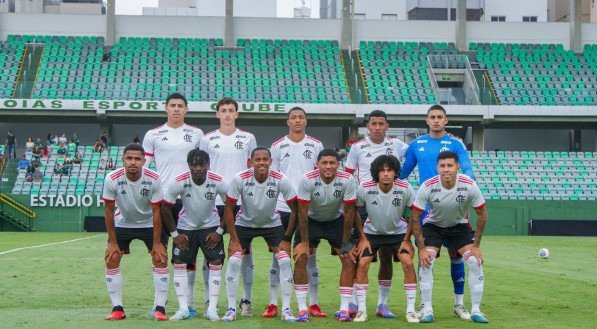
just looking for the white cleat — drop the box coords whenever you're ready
[353,311,369,322]
[169,309,189,321]
[453,304,471,320]
[205,309,220,322]
[221,308,237,322]
[406,311,420,323]
[414,303,424,319]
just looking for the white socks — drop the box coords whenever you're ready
[105,267,123,307]
[153,266,169,307]
[173,263,189,311]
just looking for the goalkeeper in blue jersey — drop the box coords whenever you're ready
[400,104,475,321]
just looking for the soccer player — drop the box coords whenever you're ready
[265,106,325,318]
[344,110,408,318]
[143,92,204,317]
[199,97,257,316]
[161,149,228,321]
[410,151,489,323]
[400,104,475,320]
[102,143,169,321]
[354,155,418,323]
[221,147,298,322]
[290,148,362,322]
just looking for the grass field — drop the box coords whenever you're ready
[0,232,596,329]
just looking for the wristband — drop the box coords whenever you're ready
[170,230,179,238]
[215,227,224,235]
[282,235,292,242]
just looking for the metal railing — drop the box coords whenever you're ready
[0,192,36,230]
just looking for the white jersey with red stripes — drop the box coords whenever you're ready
[163,170,228,230]
[199,128,257,205]
[102,167,162,228]
[357,179,415,235]
[271,134,324,212]
[344,136,408,184]
[296,169,357,222]
[413,174,485,228]
[226,168,296,228]
[142,123,203,186]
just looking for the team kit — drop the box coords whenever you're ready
[102,94,490,323]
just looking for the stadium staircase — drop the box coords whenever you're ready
[341,49,367,104]
[13,43,43,98]
[0,193,36,231]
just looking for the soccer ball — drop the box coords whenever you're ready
[538,248,550,259]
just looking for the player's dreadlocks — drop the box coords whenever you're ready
[370,154,401,183]
[187,148,210,165]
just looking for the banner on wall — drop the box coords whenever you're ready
[30,194,104,208]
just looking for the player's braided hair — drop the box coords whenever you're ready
[187,148,210,165]
[370,154,401,183]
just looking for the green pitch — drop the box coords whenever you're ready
[0,233,596,329]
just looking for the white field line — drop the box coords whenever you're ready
[0,234,105,256]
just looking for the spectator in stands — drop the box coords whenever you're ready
[65,155,74,165]
[58,133,68,145]
[100,131,108,148]
[93,139,104,153]
[68,139,77,154]
[56,143,68,158]
[25,137,35,153]
[53,164,62,177]
[62,161,72,176]
[35,137,44,148]
[99,158,107,170]
[47,133,53,145]
[32,145,42,161]
[5,130,17,159]
[51,134,59,145]
[25,160,38,182]
[17,155,30,172]
[72,133,80,147]
[41,145,50,158]
[106,157,115,170]
[133,134,141,145]
[73,151,82,164]
[32,165,43,182]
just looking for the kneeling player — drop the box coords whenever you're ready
[354,155,418,322]
[161,149,228,321]
[102,143,169,321]
[411,151,489,323]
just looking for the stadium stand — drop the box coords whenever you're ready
[10,146,596,201]
[474,42,597,106]
[0,36,26,98]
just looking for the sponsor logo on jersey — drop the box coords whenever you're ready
[416,139,427,144]
[305,142,314,147]
[117,181,127,185]
[206,183,216,188]
[418,147,425,151]
[185,193,192,198]
[433,198,440,203]
[183,183,191,188]
[158,129,168,133]
[440,141,451,144]
[280,144,289,149]
[183,128,193,132]
[431,188,441,193]
[360,144,370,149]
[266,189,277,198]
[246,192,254,196]
[234,141,244,150]
[456,195,466,204]
[367,190,379,195]
[245,182,255,186]
[266,181,277,187]
[209,135,220,140]
[161,137,168,141]
[371,201,378,205]
[120,190,127,195]
[235,135,247,139]
[314,192,321,196]
[365,153,372,157]
[214,144,220,148]
[385,148,393,155]
[184,133,193,143]
[141,180,152,185]
[333,182,343,187]
[440,146,450,152]
[284,153,290,157]
[314,182,322,186]
[457,187,468,191]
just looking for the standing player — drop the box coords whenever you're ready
[410,151,489,323]
[161,149,228,321]
[265,106,324,318]
[199,97,257,316]
[291,148,363,322]
[400,104,475,320]
[102,143,169,321]
[143,92,204,317]
[354,155,418,323]
[344,110,408,318]
[221,147,299,322]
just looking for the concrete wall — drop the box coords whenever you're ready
[354,0,407,20]
[354,19,455,42]
[467,21,569,47]
[485,0,548,22]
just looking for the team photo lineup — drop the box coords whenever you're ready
[102,92,489,323]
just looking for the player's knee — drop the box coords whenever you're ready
[228,253,243,271]
[187,263,197,271]
[465,254,482,271]
[209,259,223,266]
[448,248,460,258]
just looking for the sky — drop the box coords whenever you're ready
[115,0,320,18]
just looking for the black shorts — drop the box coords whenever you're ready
[235,225,284,253]
[162,199,183,240]
[294,215,344,250]
[362,233,408,261]
[279,211,291,231]
[422,223,474,251]
[172,227,225,264]
[114,227,168,254]
[217,204,240,220]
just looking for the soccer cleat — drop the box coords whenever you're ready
[188,306,197,318]
[205,309,220,322]
[414,303,424,319]
[453,304,471,320]
[419,310,435,323]
[375,304,396,319]
[106,306,126,320]
[169,309,189,321]
[470,312,490,323]
[239,299,253,317]
[221,308,237,322]
[406,311,420,323]
[353,311,369,322]
[335,310,352,322]
[308,304,327,317]
[281,308,298,322]
[154,306,168,321]
[262,304,279,318]
[297,310,310,322]
[348,302,358,318]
